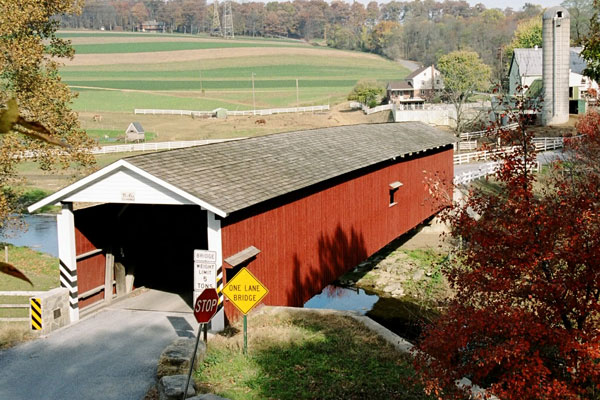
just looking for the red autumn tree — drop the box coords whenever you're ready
[414,99,600,399]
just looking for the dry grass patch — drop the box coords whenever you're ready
[194,309,432,400]
[0,322,34,350]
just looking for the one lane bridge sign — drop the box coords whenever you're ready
[222,267,268,315]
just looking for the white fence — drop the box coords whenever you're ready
[0,291,45,322]
[453,138,565,165]
[456,140,477,151]
[460,123,519,141]
[91,138,241,155]
[134,105,330,118]
[227,105,330,116]
[454,161,540,185]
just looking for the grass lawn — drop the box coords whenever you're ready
[0,243,59,348]
[194,310,432,400]
[0,243,59,292]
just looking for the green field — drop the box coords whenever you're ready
[71,40,298,54]
[60,32,408,114]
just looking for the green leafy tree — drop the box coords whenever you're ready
[582,0,600,82]
[0,0,95,283]
[347,80,384,108]
[562,0,594,44]
[504,17,543,65]
[438,50,491,134]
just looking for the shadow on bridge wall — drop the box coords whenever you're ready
[286,224,368,307]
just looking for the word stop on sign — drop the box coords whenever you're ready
[195,298,218,313]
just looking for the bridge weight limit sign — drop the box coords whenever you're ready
[222,267,269,355]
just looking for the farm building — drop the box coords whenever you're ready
[125,122,145,143]
[387,65,444,109]
[508,47,598,102]
[29,122,455,329]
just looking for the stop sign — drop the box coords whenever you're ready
[193,289,219,323]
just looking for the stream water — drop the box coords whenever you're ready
[304,284,432,342]
[0,214,58,257]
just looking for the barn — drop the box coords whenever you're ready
[29,122,455,329]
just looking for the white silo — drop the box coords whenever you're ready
[542,6,570,126]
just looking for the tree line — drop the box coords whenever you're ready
[58,0,591,78]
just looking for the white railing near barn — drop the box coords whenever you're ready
[227,105,330,116]
[454,161,540,185]
[453,138,565,165]
[134,105,330,118]
[90,138,241,155]
[459,123,519,141]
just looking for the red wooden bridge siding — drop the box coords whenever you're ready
[221,148,453,320]
[74,226,106,308]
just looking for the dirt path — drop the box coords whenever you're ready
[395,59,422,72]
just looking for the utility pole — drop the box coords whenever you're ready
[252,73,256,115]
[223,0,234,39]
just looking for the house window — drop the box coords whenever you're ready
[389,181,403,206]
[436,80,440,84]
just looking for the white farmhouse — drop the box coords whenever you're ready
[387,65,444,108]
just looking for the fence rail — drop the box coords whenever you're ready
[90,138,241,155]
[134,105,330,118]
[454,137,565,165]
[454,161,540,185]
[0,291,44,322]
[460,123,519,141]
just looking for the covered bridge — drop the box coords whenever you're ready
[29,122,455,329]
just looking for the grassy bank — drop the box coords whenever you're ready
[194,309,432,400]
[0,244,59,349]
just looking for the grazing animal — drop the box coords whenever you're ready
[92,114,102,122]
[255,118,266,125]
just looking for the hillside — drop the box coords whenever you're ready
[58,31,408,140]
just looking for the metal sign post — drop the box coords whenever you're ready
[182,288,219,400]
[222,267,268,355]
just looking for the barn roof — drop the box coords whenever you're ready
[129,122,144,133]
[28,122,455,217]
[511,47,587,77]
[124,122,454,215]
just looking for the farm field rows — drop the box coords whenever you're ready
[58,31,407,138]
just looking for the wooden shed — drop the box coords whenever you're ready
[29,122,455,329]
[125,122,145,143]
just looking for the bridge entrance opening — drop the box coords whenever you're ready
[74,204,207,312]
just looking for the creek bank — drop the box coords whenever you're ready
[331,230,453,341]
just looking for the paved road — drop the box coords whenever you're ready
[0,290,197,400]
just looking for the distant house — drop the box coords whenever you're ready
[140,20,163,32]
[125,122,145,143]
[508,47,598,101]
[387,65,444,109]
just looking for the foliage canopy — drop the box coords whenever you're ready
[0,0,94,283]
[437,50,491,134]
[415,95,600,399]
[347,79,384,108]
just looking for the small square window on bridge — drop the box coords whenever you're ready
[389,181,403,207]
